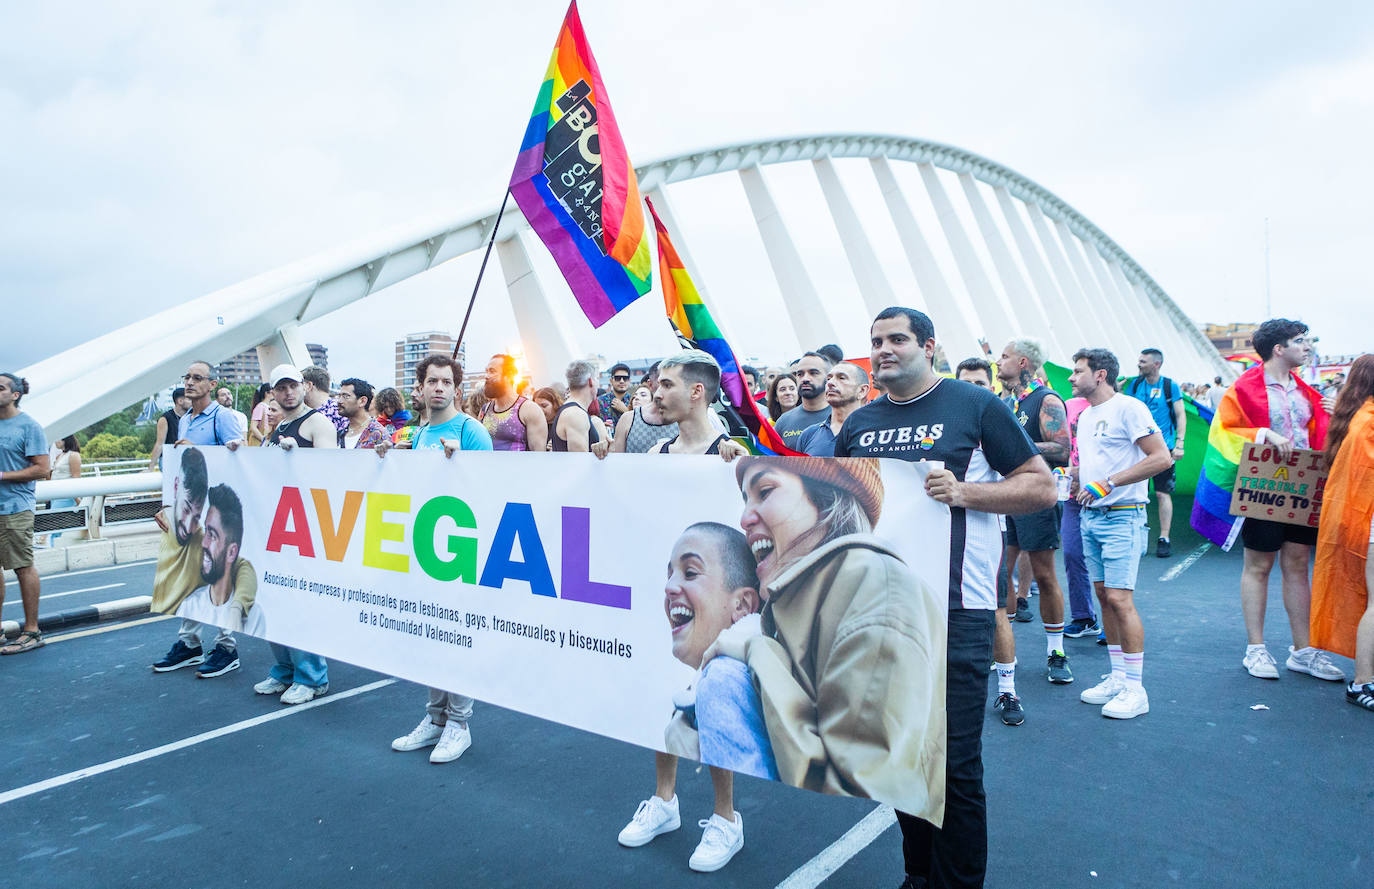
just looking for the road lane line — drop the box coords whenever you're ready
[0,678,398,806]
[1,582,126,608]
[1161,543,1212,582]
[775,804,896,889]
[29,560,155,581]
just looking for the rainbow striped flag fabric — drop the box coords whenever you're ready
[1190,365,1328,549]
[645,198,800,457]
[508,1,651,327]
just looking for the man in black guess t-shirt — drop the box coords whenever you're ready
[835,307,1056,889]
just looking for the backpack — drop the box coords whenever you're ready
[1128,376,1178,436]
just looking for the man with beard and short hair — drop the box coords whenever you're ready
[480,354,547,452]
[337,378,387,449]
[598,362,635,427]
[772,352,833,449]
[216,387,249,434]
[613,360,727,453]
[0,373,49,655]
[1125,348,1186,557]
[834,307,1055,889]
[996,338,1074,692]
[797,362,869,457]
[152,360,245,677]
[955,358,993,389]
[382,353,492,762]
[236,364,336,702]
[175,484,262,635]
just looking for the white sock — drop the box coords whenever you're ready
[1108,644,1125,680]
[995,661,1017,696]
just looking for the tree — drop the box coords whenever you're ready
[83,433,147,461]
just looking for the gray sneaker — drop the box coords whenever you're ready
[1047,651,1074,684]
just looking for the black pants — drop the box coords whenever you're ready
[898,608,995,889]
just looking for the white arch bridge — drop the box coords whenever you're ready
[22,132,1230,438]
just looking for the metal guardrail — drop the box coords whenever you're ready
[83,458,156,477]
[33,471,163,540]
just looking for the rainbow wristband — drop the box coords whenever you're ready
[1085,481,1112,500]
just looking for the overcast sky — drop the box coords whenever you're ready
[7,1,1372,391]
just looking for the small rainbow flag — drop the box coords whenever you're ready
[508,1,651,327]
[646,198,801,457]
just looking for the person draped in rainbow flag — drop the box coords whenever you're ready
[1190,318,1345,683]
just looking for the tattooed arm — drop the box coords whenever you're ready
[1036,393,1071,465]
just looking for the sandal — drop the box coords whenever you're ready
[0,629,44,655]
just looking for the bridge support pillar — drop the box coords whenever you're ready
[255,322,314,379]
[868,158,982,365]
[812,156,895,318]
[737,164,836,352]
[497,232,576,388]
[916,163,1003,360]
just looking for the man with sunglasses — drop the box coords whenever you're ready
[152,359,246,677]
[597,363,634,429]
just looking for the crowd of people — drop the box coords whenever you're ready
[0,309,1370,889]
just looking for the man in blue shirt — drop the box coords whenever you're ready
[797,362,869,457]
[1126,349,1186,557]
[379,354,493,765]
[0,373,50,655]
[152,359,247,677]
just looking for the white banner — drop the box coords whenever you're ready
[154,446,950,821]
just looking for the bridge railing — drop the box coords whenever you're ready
[33,472,163,541]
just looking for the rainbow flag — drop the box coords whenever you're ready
[508,1,651,327]
[646,198,800,457]
[1190,365,1329,549]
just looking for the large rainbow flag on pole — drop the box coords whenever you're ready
[508,1,652,327]
[646,198,801,457]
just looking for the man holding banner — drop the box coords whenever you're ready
[835,307,1055,889]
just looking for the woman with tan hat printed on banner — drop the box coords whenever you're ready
[702,456,946,822]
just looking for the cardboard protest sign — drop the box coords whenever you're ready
[1229,444,1328,528]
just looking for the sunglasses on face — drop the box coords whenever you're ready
[612,375,630,381]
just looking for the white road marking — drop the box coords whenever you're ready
[40,614,172,644]
[30,560,155,581]
[1161,543,1212,582]
[775,804,897,889]
[0,678,397,806]
[1,582,126,608]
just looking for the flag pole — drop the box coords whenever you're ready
[453,190,512,360]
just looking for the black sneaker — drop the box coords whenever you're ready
[195,646,240,678]
[1014,597,1033,622]
[993,692,1025,726]
[1064,618,1101,638]
[1156,537,1172,558]
[1048,651,1074,684]
[1347,682,1374,712]
[152,641,205,672]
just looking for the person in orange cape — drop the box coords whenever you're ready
[1310,354,1374,711]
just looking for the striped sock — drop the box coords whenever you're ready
[1123,651,1144,689]
[995,661,1017,696]
[1108,644,1125,680]
[1045,622,1065,656]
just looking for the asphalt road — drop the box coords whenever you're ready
[1,522,1369,888]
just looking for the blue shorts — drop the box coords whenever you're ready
[1079,505,1147,590]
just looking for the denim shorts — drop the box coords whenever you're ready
[1079,504,1147,590]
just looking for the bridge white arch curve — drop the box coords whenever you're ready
[21,132,1229,438]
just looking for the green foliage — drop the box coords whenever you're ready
[83,433,147,461]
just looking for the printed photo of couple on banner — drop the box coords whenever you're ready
[152,446,951,821]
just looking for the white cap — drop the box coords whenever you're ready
[268,364,304,387]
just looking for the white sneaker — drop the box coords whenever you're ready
[392,716,444,752]
[689,811,744,872]
[1102,685,1149,719]
[429,721,471,763]
[253,676,288,695]
[1080,674,1125,705]
[1286,646,1346,681]
[1244,646,1280,679]
[617,795,680,847]
[279,682,327,705]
